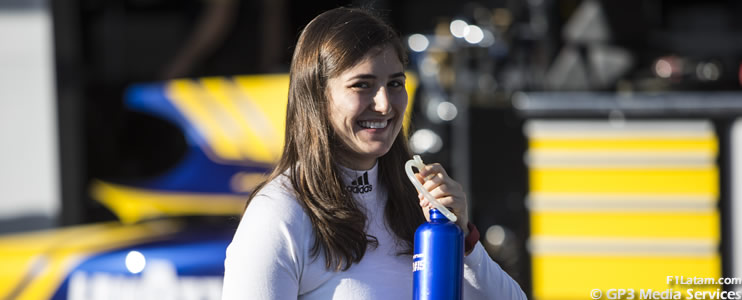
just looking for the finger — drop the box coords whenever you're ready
[433,196,455,208]
[422,173,445,192]
[432,163,450,177]
[434,196,467,215]
[418,164,437,178]
[419,163,449,178]
[414,173,425,184]
[417,171,436,183]
[428,184,455,199]
[427,196,462,215]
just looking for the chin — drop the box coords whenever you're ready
[360,143,394,158]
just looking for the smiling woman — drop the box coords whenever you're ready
[327,45,408,170]
[221,7,526,300]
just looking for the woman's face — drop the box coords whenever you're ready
[326,44,407,170]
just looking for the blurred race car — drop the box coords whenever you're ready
[0,74,417,300]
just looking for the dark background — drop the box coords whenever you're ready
[50,0,742,295]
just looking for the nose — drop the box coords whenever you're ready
[372,86,392,115]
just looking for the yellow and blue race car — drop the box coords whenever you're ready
[0,74,417,300]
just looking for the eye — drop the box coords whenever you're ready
[388,80,404,88]
[351,82,371,89]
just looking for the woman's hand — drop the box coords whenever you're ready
[415,163,469,235]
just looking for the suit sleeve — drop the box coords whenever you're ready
[462,242,527,300]
[221,193,309,300]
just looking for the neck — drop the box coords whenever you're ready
[336,153,377,171]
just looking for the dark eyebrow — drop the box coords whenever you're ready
[349,74,377,80]
[348,72,406,80]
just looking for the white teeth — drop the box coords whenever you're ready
[358,120,388,129]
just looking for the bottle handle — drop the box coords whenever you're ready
[404,155,458,222]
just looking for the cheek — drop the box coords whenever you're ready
[330,98,363,129]
[327,91,348,124]
[394,92,408,115]
[329,108,351,133]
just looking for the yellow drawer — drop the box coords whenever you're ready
[531,211,719,239]
[532,255,721,300]
[530,138,717,154]
[530,168,718,196]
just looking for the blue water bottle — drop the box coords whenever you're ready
[405,156,464,300]
[412,208,464,299]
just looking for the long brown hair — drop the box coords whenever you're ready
[245,7,425,271]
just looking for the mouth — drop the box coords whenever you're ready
[357,119,390,129]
